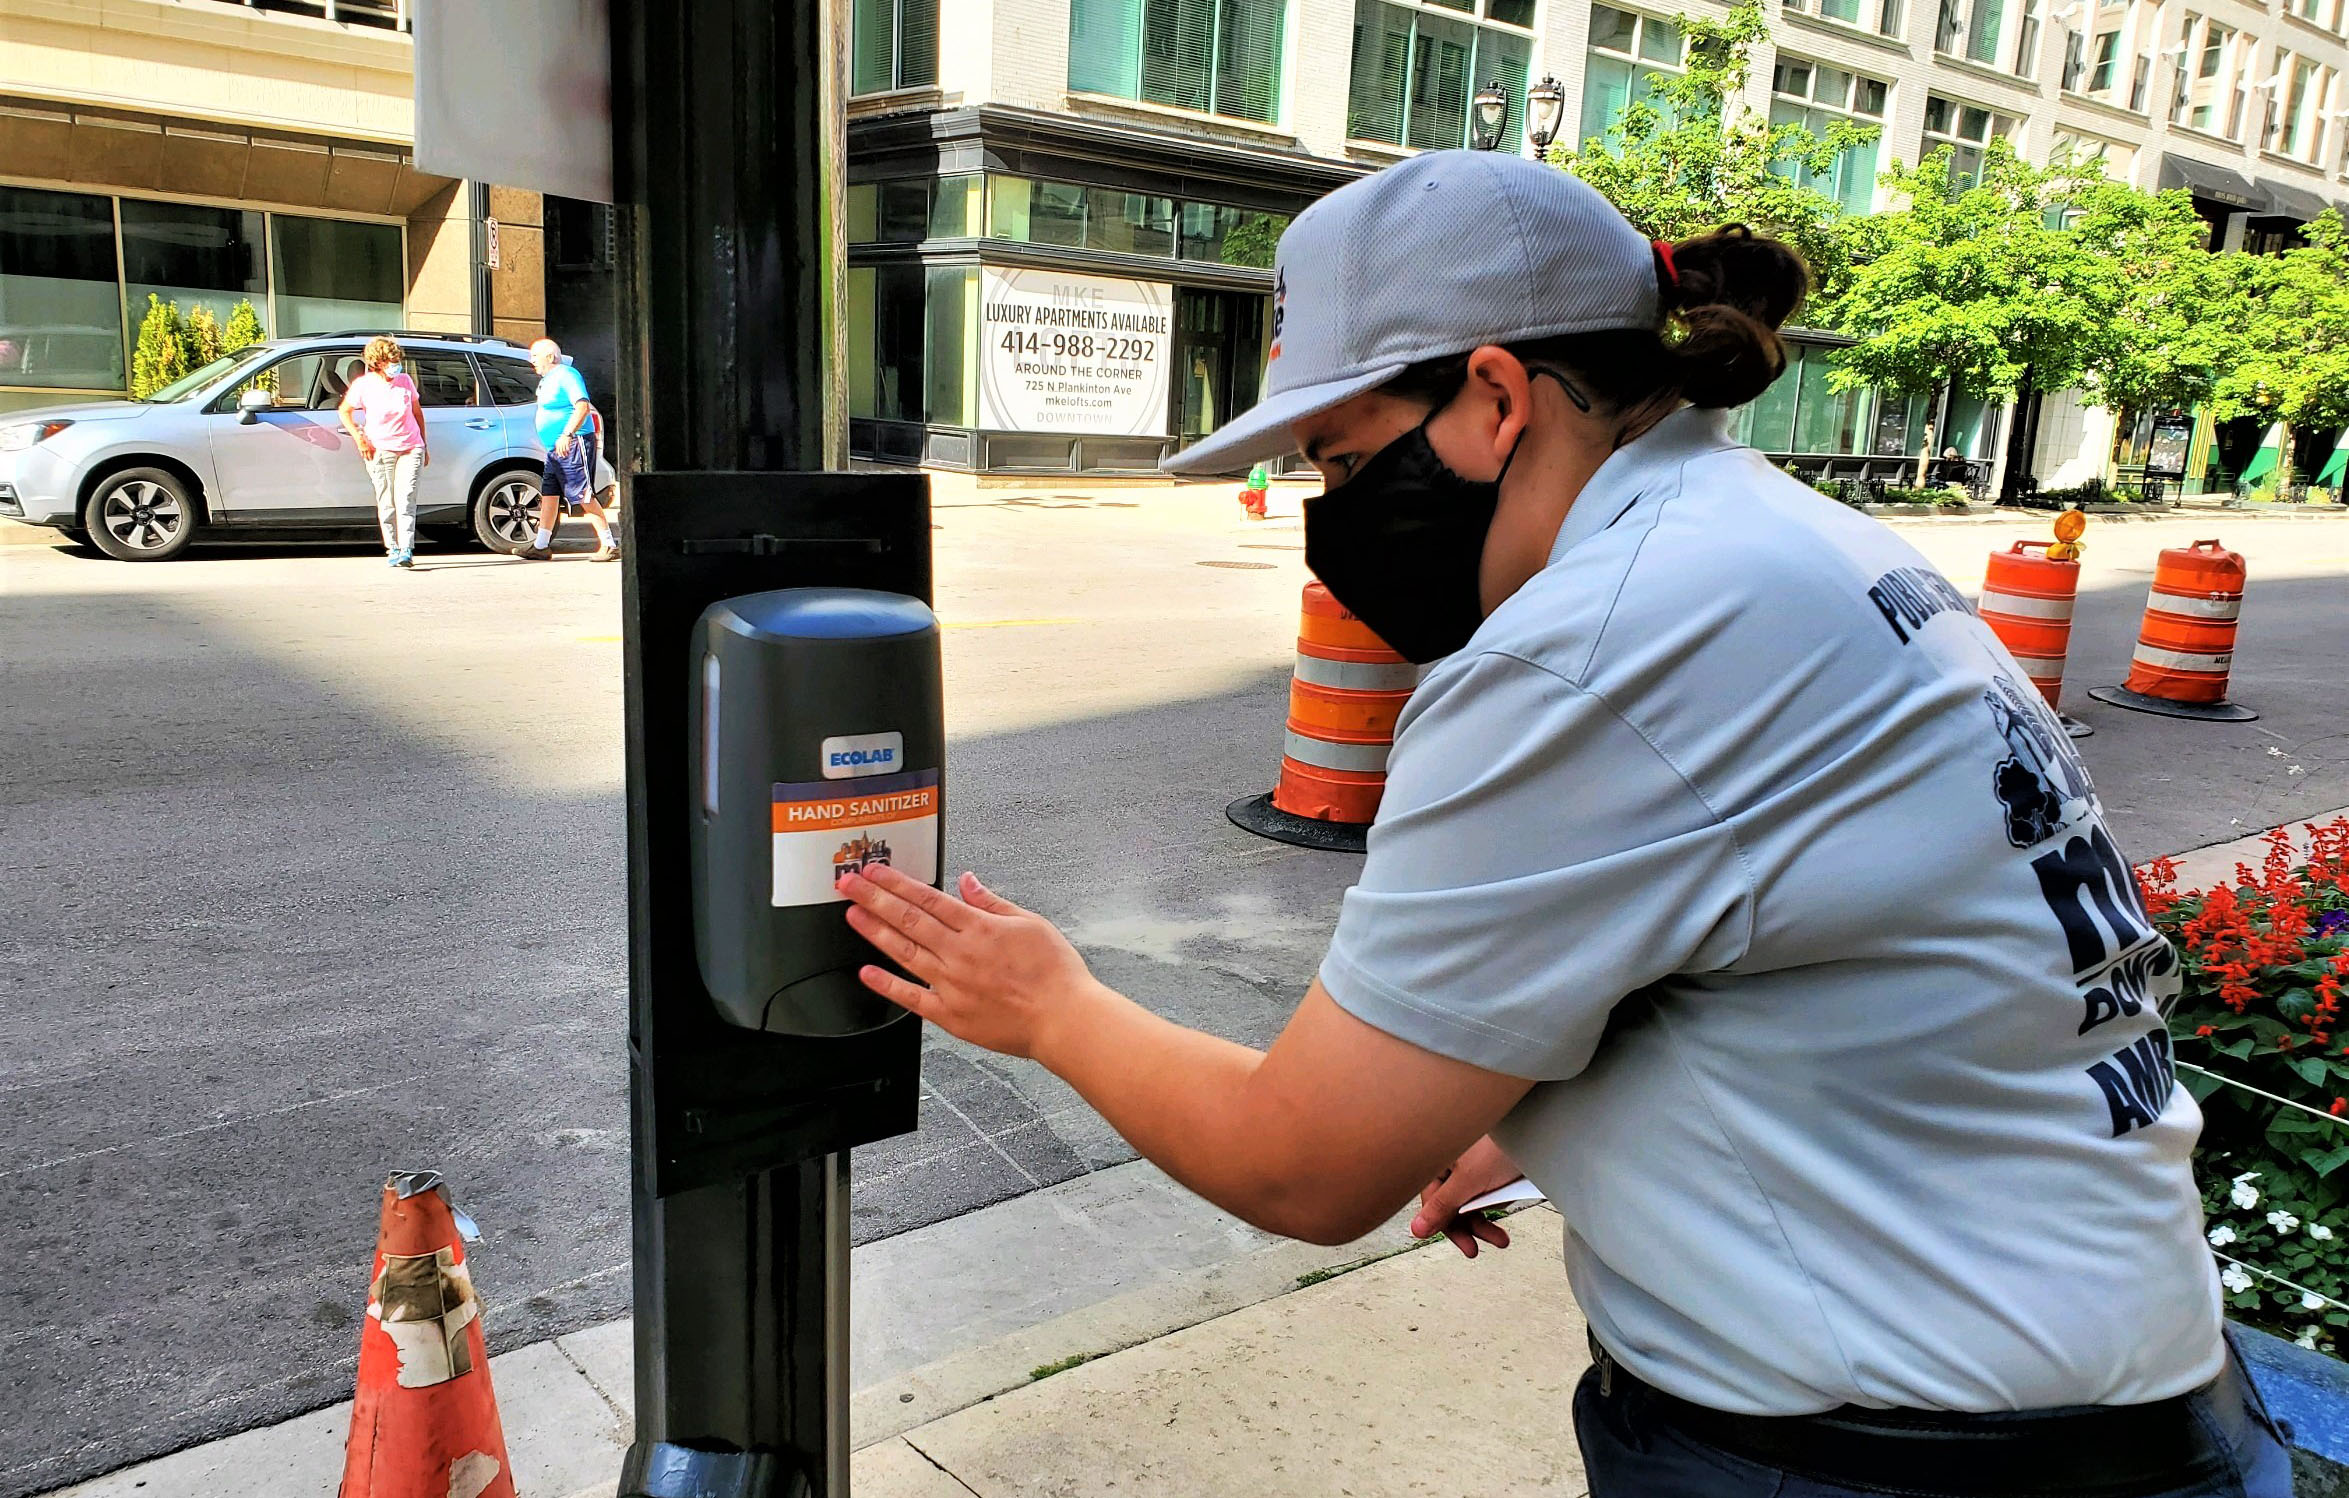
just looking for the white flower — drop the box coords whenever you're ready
[2270,1210,2303,1233]
[2233,1178,2263,1210]
[2210,1225,2239,1247]
[2298,1330,2321,1350]
[2313,1223,2336,1241]
[2304,1291,2330,1311]
[2223,1264,2255,1293]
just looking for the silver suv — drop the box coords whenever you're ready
[0,331,557,561]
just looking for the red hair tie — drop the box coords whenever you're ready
[1652,238,1680,291]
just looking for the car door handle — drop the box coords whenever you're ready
[465,418,495,429]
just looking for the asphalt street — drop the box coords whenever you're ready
[1,492,2345,1493]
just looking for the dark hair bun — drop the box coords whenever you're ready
[1664,226,1810,410]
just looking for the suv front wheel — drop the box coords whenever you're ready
[86,468,197,562]
[472,466,544,553]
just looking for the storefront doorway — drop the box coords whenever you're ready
[1172,288,1269,447]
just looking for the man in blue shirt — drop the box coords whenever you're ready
[515,338,618,561]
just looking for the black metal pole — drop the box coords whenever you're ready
[609,5,920,1496]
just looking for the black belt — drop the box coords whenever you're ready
[1586,1333,2263,1498]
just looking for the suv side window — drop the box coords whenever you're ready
[481,356,538,406]
[407,351,480,407]
[211,351,349,414]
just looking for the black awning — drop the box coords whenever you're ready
[2159,153,2268,212]
[2255,178,2333,223]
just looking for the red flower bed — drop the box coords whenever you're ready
[2144,817,2349,1350]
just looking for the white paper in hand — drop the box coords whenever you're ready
[1456,1177,1547,1215]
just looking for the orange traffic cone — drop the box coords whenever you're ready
[1227,582,1421,853]
[340,1171,514,1498]
[2088,538,2258,722]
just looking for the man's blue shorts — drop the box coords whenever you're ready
[540,441,594,511]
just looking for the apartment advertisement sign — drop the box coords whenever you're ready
[978,268,1171,436]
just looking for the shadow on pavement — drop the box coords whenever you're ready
[0,569,1316,1494]
[3,558,2342,1494]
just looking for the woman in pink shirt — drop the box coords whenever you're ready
[335,336,430,569]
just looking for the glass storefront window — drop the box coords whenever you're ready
[270,215,401,335]
[847,265,976,426]
[848,267,878,419]
[931,176,980,239]
[1085,189,1176,256]
[924,267,977,426]
[1725,345,1934,456]
[1792,350,1866,453]
[869,263,926,422]
[877,180,931,243]
[0,186,126,391]
[1739,361,1799,451]
[1176,204,1287,267]
[121,200,266,338]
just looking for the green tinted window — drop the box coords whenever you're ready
[1070,0,1287,124]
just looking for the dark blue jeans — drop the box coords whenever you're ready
[1573,1358,2293,1498]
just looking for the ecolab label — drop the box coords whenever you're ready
[820,731,903,780]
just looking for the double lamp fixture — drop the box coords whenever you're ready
[1472,74,1570,151]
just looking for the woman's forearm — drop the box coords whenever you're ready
[1035,985,1336,1240]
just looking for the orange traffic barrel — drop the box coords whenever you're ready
[1228,582,1420,852]
[1978,539,2091,737]
[2089,539,2258,722]
[340,1172,515,1498]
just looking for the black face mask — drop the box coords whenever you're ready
[1303,375,1564,664]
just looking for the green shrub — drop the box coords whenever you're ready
[223,299,265,354]
[183,305,224,370]
[129,294,187,399]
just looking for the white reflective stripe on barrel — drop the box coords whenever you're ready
[1283,731,1390,774]
[2147,590,2243,620]
[1291,653,1424,692]
[2132,644,2233,673]
[2009,655,2068,679]
[1978,589,2075,620]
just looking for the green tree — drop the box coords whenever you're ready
[1555,0,1867,303]
[223,299,266,355]
[1825,141,2129,468]
[2213,211,2349,491]
[129,294,188,399]
[2060,175,2249,419]
[183,304,225,371]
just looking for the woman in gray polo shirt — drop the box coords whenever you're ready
[837,151,2285,1497]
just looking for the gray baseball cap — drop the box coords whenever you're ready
[1162,151,1661,476]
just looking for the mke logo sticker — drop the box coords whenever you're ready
[821,731,903,779]
[771,768,940,907]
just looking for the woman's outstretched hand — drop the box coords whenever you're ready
[837,864,1104,1061]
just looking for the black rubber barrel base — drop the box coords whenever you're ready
[2087,685,2259,722]
[2059,714,2094,739]
[1226,792,1369,853]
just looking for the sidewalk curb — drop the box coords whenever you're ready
[2155,803,2349,888]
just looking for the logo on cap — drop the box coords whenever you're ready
[1268,267,1286,365]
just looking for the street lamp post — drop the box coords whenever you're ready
[1527,76,1567,154]
[1470,81,1510,150]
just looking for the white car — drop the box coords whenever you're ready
[0,331,562,561]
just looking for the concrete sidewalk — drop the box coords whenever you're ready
[46,812,2349,1498]
[51,1198,1580,1498]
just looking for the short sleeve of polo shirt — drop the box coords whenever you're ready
[1319,650,1754,1080]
